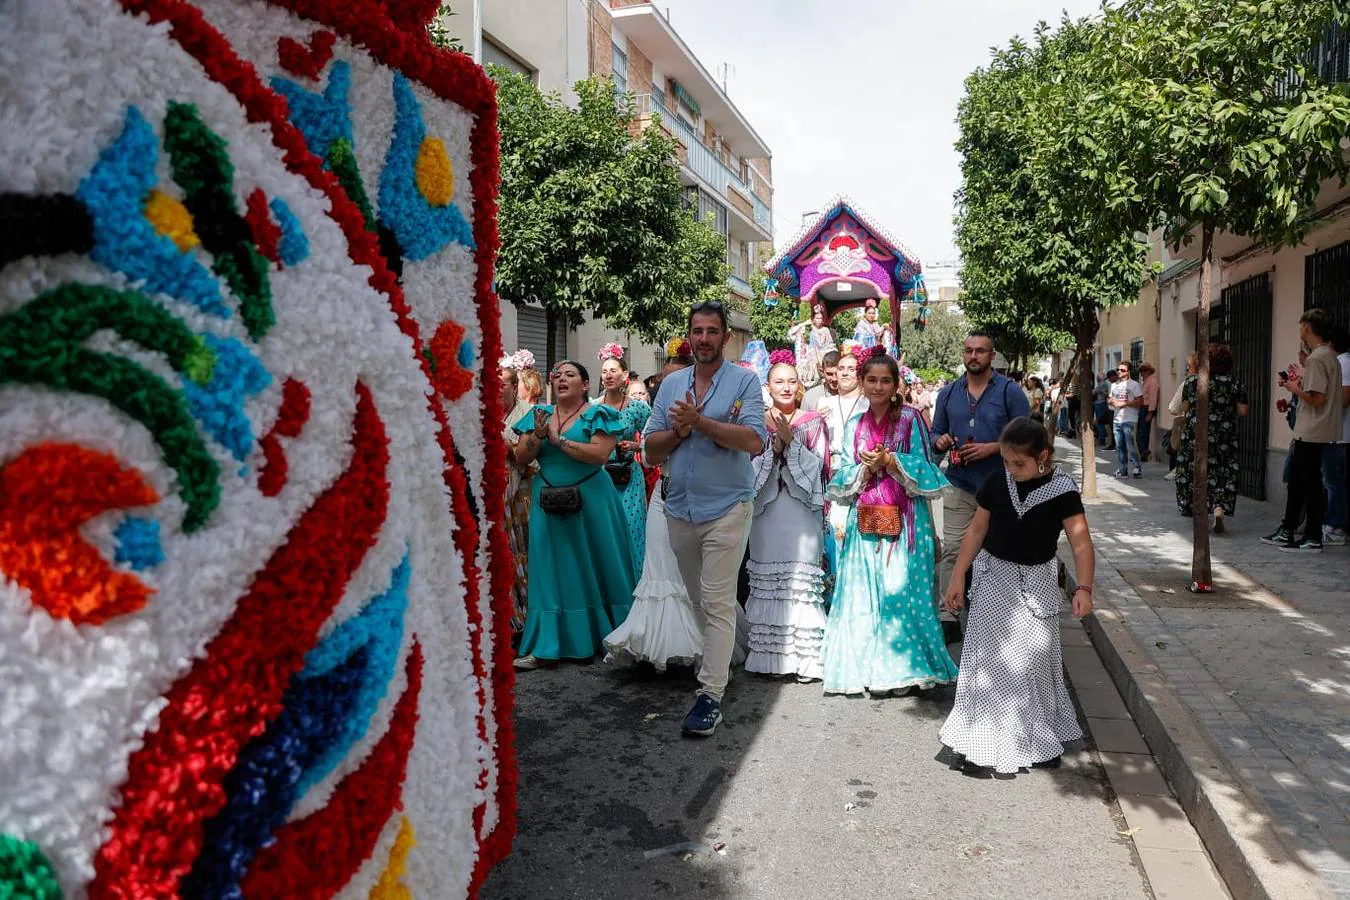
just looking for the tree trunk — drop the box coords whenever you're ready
[1191,222,1215,588]
[1077,334,1098,500]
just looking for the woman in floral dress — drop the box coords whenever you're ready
[596,342,651,573]
[787,304,836,388]
[1175,343,1250,533]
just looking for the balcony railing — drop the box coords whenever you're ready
[752,195,772,232]
[633,93,771,233]
[1276,20,1350,97]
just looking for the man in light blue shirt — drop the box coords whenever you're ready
[646,302,766,737]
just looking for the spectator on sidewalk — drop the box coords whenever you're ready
[1109,362,1145,478]
[1262,309,1344,552]
[1174,344,1249,534]
[1324,326,1350,546]
[1162,353,1198,481]
[1094,371,1116,448]
[1064,371,1081,435]
[1138,363,1160,462]
[645,301,768,736]
[931,331,1031,640]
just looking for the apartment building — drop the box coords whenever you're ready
[442,0,774,378]
[584,0,775,371]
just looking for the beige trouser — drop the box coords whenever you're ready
[937,486,979,624]
[667,501,753,701]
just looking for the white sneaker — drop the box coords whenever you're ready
[1324,527,1347,546]
[1163,469,1178,481]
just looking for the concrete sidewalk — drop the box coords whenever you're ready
[1057,440,1350,899]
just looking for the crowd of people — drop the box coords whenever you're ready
[498,303,1097,777]
[1028,308,1349,549]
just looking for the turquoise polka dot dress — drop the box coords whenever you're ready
[821,411,959,695]
[599,398,650,575]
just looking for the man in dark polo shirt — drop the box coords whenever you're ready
[931,331,1031,637]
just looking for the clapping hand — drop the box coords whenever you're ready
[768,409,794,452]
[669,390,700,437]
[858,445,884,473]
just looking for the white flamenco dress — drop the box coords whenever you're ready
[604,489,749,671]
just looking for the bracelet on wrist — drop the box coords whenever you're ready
[1074,585,1093,594]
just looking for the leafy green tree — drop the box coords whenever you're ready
[901,303,967,377]
[426,4,464,52]
[1074,0,1350,583]
[955,17,1151,498]
[493,69,728,369]
[747,270,800,351]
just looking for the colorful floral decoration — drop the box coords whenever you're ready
[1,2,509,899]
[597,341,624,362]
[768,348,796,367]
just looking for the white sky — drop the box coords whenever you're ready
[662,0,1105,265]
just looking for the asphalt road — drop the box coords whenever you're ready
[482,657,1149,900]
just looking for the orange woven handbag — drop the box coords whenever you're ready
[857,504,902,538]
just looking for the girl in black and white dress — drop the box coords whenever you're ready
[939,417,1096,776]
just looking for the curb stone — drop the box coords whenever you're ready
[1060,547,1331,900]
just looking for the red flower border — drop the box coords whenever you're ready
[91,382,391,896]
[114,0,513,892]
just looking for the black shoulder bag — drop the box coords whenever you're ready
[538,469,599,516]
[605,446,634,488]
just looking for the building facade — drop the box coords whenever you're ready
[442,0,774,379]
[584,0,774,371]
[1081,179,1350,502]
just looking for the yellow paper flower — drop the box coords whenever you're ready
[414,137,454,207]
[143,189,200,252]
[369,817,416,900]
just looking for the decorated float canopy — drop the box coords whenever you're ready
[764,195,930,331]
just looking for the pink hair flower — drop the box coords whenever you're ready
[768,349,796,366]
[511,349,535,370]
[598,341,624,362]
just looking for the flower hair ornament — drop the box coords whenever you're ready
[768,349,796,367]
[852,343,880,365]
[665,337,692,359]
[597,341,624,363]
[899,364,919,385]
[500,348,535,370]
[864,298,878,310]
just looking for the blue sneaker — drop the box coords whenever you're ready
[681,694,722,737]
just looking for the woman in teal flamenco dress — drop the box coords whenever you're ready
[595,343,651,573]
[511,360,638,670]
[821,350,959,696]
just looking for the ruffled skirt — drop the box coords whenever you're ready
[745,491,827,679]
[940,553,1082,773]
[605,493,748,671]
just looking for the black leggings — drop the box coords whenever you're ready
[1283,439,1328,536]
